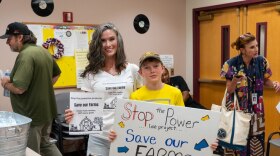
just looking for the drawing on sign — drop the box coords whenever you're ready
[104,97,117,109]
[194,139,209,151]
[70,115,103,132]
[118,121,125,128]
[118,146,129,153]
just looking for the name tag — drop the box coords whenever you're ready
[252,93,258,105]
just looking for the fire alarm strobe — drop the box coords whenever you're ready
[63,12,73,22]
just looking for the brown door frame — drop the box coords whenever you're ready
[192,0,273,102]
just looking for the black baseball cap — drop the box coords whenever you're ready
[0,22,31,39]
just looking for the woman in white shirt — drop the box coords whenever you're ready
[65,23,142,156]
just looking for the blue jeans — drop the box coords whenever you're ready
[87,135,110,156]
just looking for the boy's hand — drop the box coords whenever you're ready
[210,139,218,151]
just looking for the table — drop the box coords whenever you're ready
[26,147,41,156]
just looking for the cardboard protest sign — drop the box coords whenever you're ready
[110,99,221,156]
[69,92,104,135]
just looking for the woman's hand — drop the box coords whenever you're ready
[64,109,74,124]
[273,81,280,93]
[227,75,245,93]
[108,130,117,142]
[233,74,244,83]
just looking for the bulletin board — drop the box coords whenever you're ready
[25,22,96,88]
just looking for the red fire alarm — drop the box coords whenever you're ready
[63,12,73,22]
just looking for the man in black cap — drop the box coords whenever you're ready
[0,22,62,156]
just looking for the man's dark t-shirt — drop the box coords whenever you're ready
[169,76,206,109]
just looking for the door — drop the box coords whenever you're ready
[197,2,280,142]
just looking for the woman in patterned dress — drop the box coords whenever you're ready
[220,33,280,156]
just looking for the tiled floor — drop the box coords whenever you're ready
[64,150,86,156]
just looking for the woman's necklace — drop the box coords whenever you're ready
[103,67,119,76]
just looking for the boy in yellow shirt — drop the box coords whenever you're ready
[130,51,184,106]
[109,51,218,150]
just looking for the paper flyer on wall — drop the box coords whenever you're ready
[160,54,174,75]
[54,29,76,56]
[75,49,88,88]
[69,92,104,135]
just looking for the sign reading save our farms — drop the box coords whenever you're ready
[110,99,221,156]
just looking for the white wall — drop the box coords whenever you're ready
[0,0,246,111]
[0,0,186,111]
[185,0,244,94]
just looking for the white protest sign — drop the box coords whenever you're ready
[69,92,104,135]
[110,99,221,156]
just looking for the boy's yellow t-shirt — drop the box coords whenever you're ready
[130,84,184,107]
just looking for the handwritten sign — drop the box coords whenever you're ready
[110,99,221,156]
[69,92,104,135]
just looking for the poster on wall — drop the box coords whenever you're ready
[75,49,88,88]
[26,23,95,88]
[160,55,174,75]
[110,99,221,156]
[54,29,76,56]
[27,24,43,46]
